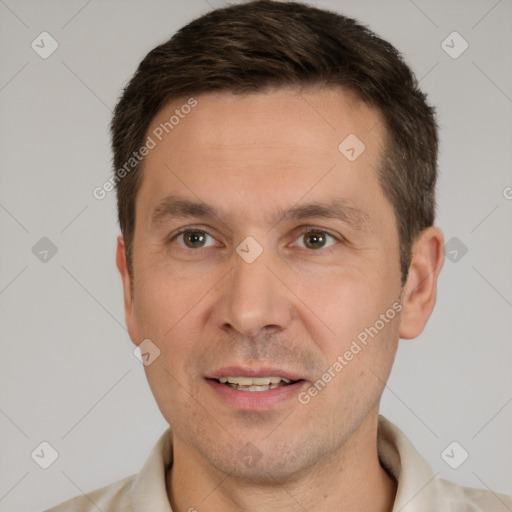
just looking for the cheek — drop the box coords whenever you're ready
[132,266,215,392]
[290,263,398,346]
[292,266,402,403]
[132,263,208,340]
[303,312,400,417]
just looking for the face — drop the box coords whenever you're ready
[119,87,406,482]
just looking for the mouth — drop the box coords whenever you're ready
[205,367,307,410]
[216,376,299,392]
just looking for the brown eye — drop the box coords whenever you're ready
[293,229,338,250]
[178,230,213,248]
[303,230,327,249]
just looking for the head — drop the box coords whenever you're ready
[113,0,438,285]
[113,0,444,485]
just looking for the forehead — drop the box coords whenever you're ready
[147,86,383,154]
[137,87,388,224]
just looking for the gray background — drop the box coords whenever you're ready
[0,0,511,510]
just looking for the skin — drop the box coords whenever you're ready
[116,86,444,511]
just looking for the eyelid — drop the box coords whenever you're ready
[290,226,344,249]
[169,226,220,248]
[167,224,345,249]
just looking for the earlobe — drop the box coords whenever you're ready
[398,226,445,340]
[116,236,135,327]
[116,237,142,347]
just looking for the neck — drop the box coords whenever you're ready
[167,412,397,512]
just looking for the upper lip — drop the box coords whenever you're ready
[207,366,304,382]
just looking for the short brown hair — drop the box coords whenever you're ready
[111,0,438,284]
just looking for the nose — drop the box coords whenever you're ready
[213,245,293,338]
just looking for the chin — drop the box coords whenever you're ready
[202,436,328,485]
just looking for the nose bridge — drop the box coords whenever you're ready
[217,242,292,337]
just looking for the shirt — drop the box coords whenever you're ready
[45,415,512,511]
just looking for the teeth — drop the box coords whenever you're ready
[217,376,294,387]
[247,384,279,391]
[227,383,282,392]
[253,377,271,385]
[227,376,252,385]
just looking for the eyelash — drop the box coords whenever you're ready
[168,226,344,251]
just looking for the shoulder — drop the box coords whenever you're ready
[377,416,512,511]
[44,474,136,512]
[44,428,174,512]
[433,477,512,511]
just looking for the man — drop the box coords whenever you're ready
[46,1,512,510]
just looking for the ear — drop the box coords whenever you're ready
[116,236,139,345]
[399,226,444,339]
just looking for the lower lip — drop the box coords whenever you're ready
[206,379,306,411]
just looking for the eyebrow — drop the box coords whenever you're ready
[279,201,369,231]
[150,195,370,231]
